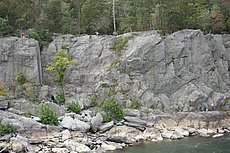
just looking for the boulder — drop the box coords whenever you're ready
[73,118,90,133]
[90,113,103,133]
[143,128,163,141]
[124,116,147,126]
[64,140,91,152]
[99,121,114,133]
[61,116,75,130]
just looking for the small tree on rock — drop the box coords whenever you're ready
[46,49,76,103]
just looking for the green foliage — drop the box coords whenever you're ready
[39,105,58,126]
[55,92,65,105]
[0,82,6,96]
[46,49,76,87]
[101,97,124,122]
[16,18,27,29]
[90,95,98,107]
[27,28,40,41]
[108,35,134,71]
[130,99,142,109]
[16,73,27,85]
[46,49,76,103]
[0,17,13,37]
[0,122,15,136]
[113,36,133,56]
[67,101,81,114]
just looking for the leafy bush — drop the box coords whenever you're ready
[113,36,134,57]
[16,73,27,85]
[0,17,13,37]
[67,101,81,114]
[0,122,15,136]
[0,82,6,96]
[27,28,40,41]
[39,105,58,126]
[108,35,134,71]
[90,95,98,107]
[101,97,124,122]
[130,99,142,109]
[55,92,65,105]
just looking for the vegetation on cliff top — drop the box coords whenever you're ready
[0,0,229,39]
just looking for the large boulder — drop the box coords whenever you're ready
[90,113,103,133]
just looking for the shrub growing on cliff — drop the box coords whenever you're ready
[16,73,27,85]
[0,82,6,96]
[67,101,81,114]
[101,97,124,122]
[108,35,134,71]
[90,95,98,107]
[46,49,76,104]
[55,92,65,105]
[0,122,15,136]
[39,105,58,126]
[130,99,142,109]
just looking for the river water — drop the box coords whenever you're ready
[112,133,230,153]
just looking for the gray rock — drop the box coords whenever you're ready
[171,131,184,139]
[143,128,163,141]
[90,113,103,133]
[0,37,40,84]
[0,96,8,110]
[61,116,75,130]
[124,116,147,126]
[1,30,230,112]
[124,109,141,118]
[73,118,90,133]
[99,121,114,133]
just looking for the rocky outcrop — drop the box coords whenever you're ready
[0,37,41,83]
[0,30,230,112]
[41,30,230,112]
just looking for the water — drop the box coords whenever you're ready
[112,134,230,153]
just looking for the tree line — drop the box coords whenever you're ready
[0,0,229,39]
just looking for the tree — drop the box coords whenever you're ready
[46,49,76,102]
[0,17,13,37]
[81,0,111,34]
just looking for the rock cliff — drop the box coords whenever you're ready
[1,30,230,112]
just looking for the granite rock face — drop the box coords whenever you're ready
[1,30,230,112]
[43,30,230,112]
[0,37,41,83]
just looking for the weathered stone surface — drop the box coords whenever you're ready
[61,116,75,129]
[0,110,45,132]
[64,140,91,152]
[61,116,90,132]
[90,113,103,133]
[0,37,40,83]
[143,128,163,141]
[0,96,8,110]
[1,30,230,112]
[99,121,114,133]
[124,116,147,126]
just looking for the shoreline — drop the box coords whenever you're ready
[0,110,230,153]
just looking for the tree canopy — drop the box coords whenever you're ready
[0,0,229,38]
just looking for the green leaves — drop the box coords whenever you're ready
[0,122,15,136]
[101,97,124,122]
[46,49,76,86]
[39,105,59,126]
[0,17,13,37]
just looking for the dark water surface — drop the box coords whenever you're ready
[112,133,230,153]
